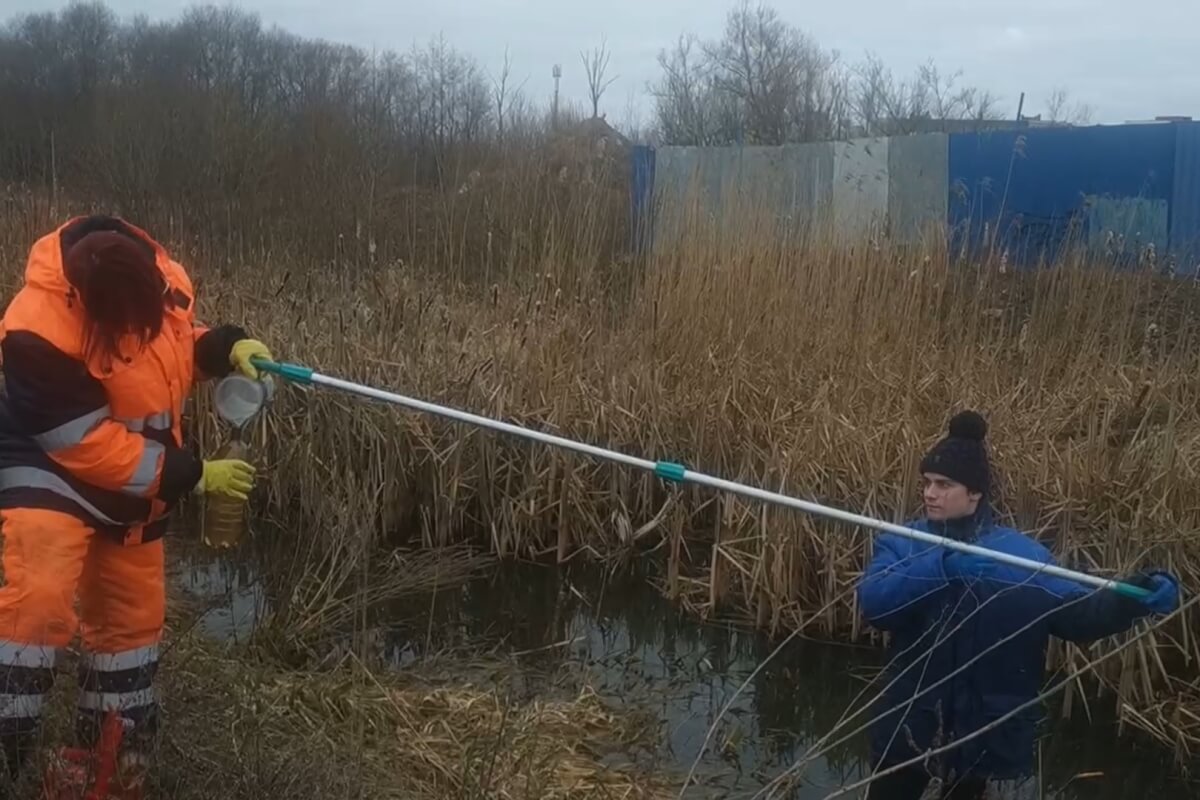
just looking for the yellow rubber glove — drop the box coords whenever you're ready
[196,459,256,500]
[229,339,273,379]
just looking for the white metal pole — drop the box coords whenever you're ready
[257,361,1152,601]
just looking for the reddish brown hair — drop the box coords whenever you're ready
[63,230,166,362]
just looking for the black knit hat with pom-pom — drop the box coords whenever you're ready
[920,411,990,495]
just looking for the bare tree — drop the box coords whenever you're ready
[789,43,849,141]
[491,46,526,139]
[619,85,644,142]
[412,35,493,149]
[648,34,714,146]
[919,62,1000,123]
[847,53,1001,136]
[581,36,617,118]
[685,3,848,144]
[851,53,903,136]
[703,2,805,144]
[648,3,1003,145]
[0,3,525,244]
[1045,87,1094,125]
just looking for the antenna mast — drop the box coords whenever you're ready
[552,64,562,129]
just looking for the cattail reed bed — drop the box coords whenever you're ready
[14,594,675,800]
[156,638,673,800]
[3,185,1200,768]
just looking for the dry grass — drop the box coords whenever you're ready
[0,548,671,800]
[11,622,673,800]
[2,179,1200,764]
[147,633,672,800]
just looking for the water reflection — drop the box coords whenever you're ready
[376,560,1198,800]
[172,554,267,643]
[172,552,1197,798]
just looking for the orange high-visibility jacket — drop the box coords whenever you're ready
[0,216,247,544]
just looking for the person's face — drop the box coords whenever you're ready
[922,473,981,521]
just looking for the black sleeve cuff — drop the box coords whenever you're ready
[194,324,248,378]
[1,330,110,433]
[158,446,203,503]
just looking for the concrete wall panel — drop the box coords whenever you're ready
[887,134,948,244]
[652,143,834,243]
[833,138,889,240]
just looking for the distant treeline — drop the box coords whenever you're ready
[0,2,1088,265]
[0,2,628,271]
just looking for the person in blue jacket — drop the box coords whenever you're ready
[858,410,1179,800]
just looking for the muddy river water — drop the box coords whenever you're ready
[179,556,1197,799]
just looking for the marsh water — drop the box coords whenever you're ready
[178,556,1197,799]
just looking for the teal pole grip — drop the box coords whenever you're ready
[251,357,314,385]
[655,461,687,482]
[1112,582,1154,601]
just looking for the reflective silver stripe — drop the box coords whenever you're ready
[121,441,164,496]
[84,644,158,672]
[0,643,55,669]
[117,411,172,434]
[77,687,156,712]
[0,694,44,719]
[31,407,111,452]
[0,467,122,526]
[145,411,172,430]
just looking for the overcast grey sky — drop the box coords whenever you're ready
[4,0,1196,127]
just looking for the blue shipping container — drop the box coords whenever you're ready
[947,124,1177,266]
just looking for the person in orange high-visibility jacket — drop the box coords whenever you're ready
[0,216,273,778]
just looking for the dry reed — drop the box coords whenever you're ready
[16,617,673,800]
[2,165,1199,765]
[149,634,673,800]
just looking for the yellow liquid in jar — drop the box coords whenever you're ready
[201,438,249,549]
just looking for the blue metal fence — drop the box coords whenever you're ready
[630,144,656,255]
[948,124,1177,266]
[1171,124,1200,271]
[636,121,1200,272]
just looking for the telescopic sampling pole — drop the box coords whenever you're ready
[250,357,1153,601]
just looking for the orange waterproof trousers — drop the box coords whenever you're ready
[0,509,163,769]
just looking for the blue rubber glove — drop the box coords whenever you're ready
[1126,570,1180,615]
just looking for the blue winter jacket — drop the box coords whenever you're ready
[857,503,1151,780]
